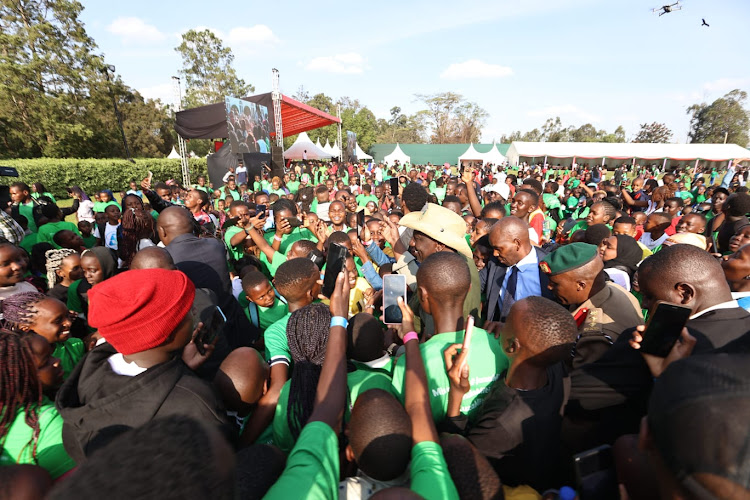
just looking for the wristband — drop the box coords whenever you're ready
[403,331,419,344]
[330,316,348,329]
[273,234,283,242]
[363,239,373,247]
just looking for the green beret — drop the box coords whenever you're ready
[539,243,599,276]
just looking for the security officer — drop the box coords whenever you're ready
[539,243,644,366]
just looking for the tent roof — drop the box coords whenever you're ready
[283,132,331,160]
[506,141,750,162]
[322,139,333,155]
[355,142,372,160]
[369,143,510,165]
[383,143,411,165]
[167,146,181,159]
[458,143,483,161]
[174,92,341,140]
[481,143,507,164]
[330,142,341,157]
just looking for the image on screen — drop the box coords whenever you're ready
[225,96,271,155]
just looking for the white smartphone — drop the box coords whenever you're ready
[382,274,407,324]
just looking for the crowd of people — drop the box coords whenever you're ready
[0,156,750,500]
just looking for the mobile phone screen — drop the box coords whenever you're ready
[639,302,692,357]
[356,209,365,234]
[256,204,266,218]
[383,274,407,324]
[263,209,274,231]
[322,243,348,298]
[389,177,399,196]
[285,216,302,228]
[194,306,226,355]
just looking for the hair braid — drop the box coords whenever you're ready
[120,208,155,268]
[1,292,46,331]
[45,248,77,288]
[0,330,43,462]
[285,303,331,440]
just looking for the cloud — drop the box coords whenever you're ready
[305,53,367,74]
[440,60,513,80]
[136,83,176,106]
[528,105,600,123]
[227,25,279,46]
[107,17,166,44]
[702,77,750,93]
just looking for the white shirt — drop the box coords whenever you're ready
[107,353,148,376]
[94,222,120,250]
[639,231,669,251]
[690,300,740,320]
[222,170,234,183]
[77,199,95,223]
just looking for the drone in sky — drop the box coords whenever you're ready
[652,1,682,16]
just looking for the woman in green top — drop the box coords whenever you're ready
[0,330,75,479]
[31,183,56,203]
[286,172,300,194]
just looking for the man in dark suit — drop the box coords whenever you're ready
[483,217,554,334]
[157,207,258,349]
[563,244,750,454]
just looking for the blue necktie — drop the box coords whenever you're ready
[499,265,518,322]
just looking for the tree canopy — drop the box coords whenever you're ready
[687,90,750,147]
[500,118,626,144]
[633,122,673,143]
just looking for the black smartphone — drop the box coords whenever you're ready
[356,209,365,234]
[574,445,618,500]
[285,216,302,228]
[256,204,266,218]
[639,301,692,357]
[322,243,348,298]
[194,306,226,355]
[222,216,240,230]
[389,177,399,196]
[383,274,407,324]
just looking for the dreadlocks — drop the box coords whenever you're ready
[120,207,155,268]
[286,302,331,440]
[0,330,43,462]
[45,248,77,288]
[1,292,46,331]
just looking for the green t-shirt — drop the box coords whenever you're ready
[410,441,460,500]
[52,337,85,380]
[432,186,447,203]
[255,297,289,331]
[356,194,378,208]
[18,201,37,233]
[260,251,288,280]
[263,227,317,255]
[194,185,209,193]
[19,233,39,254]
[273,371,393,453]
[270,188,287,198]
[224,226,246,262]
[82,234,96,248]
[32,192,56,203]
[391,328,508,423]
[286,181,300,194]
[220,189,240,201]
[37,221,81,249]
[264,421,339,500]
[0,398,76,479]
[93,200,120,213]
[264,312,292,366]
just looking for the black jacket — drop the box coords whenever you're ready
[483,247,555,322]
[166,233,258,348]
[562,306,750,454]
[55,342,230,463]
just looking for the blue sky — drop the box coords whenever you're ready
[79,0,750,143]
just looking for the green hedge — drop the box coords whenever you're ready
[0,158,208,198]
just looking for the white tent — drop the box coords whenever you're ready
[355,142,372,160]
[458,143,484,164]
[506,141,750,168]
[167,147,181,159]
[383,143,410,166]
[322,140,334,155]
[315,138,323,150]
[480,142,507,166]
[283,131,331,160]
[330,141,341,158]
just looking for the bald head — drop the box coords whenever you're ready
[213,347,269,417]
[156,206,194,245]
[416,252,471,306]
[489,217,532,267]
[130,247,175,270]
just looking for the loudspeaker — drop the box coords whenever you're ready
[271,146,284,178]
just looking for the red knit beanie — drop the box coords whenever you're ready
[88,268,196,355]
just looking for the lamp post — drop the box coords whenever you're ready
[101,64,133,162]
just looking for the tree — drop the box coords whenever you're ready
[376,107,427,144]
[0,0,173,159]
[176,29,254,109]
[633,122,673,143]
[687,90,750,146]
[415,92,488,144]
[500,119,625,144]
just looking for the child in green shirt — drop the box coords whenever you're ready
[2,292,83,380]
[240,271,288,331]
[0,331,75,479]
[78,220,97,248]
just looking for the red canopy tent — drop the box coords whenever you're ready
[174,92,340,140]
